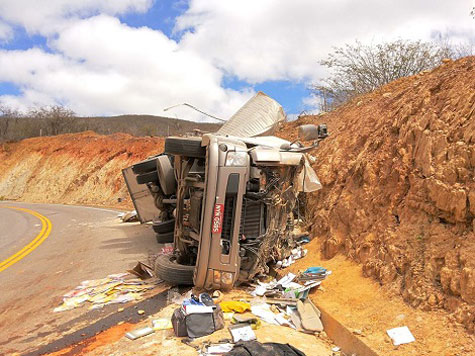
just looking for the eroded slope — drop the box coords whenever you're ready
[279,56,475,331]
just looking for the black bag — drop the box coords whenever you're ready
[171,304,224,338]
[227,341,306,356]
[171,308,188,337]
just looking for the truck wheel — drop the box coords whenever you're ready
[132,157,158,174]
[154,254,195,285]
[136,171,158,184]
[153,219,175,234]
[155,231,174,243]
[165,137,206,158]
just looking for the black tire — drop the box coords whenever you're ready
[153,219,175,234]
[154,254,195,285]
[155,231,174,243]
[165,137,205,158]
[132,157,158,174]
[136,171,158,185]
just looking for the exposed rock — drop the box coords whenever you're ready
[278,56,475,331]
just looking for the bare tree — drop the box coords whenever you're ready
[434,31,475,59]
[0,104,20,140]
[312,40,448,110]
[29,106,76,136]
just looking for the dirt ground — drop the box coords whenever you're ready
[289,239,475,356]
[48,291,334,356]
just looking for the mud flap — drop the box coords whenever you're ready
[122,166,160,223]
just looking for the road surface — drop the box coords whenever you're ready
[0,202,160,355]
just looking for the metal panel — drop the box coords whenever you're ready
[217,92,285,138]
[122,166,160,223]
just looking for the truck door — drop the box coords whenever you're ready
[122,166,160,223]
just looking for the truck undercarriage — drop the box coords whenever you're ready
[122,92,327,290]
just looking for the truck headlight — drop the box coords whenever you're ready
[225,151,247,166]
[221,272,233,286]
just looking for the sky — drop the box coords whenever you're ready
[0,0,473,122]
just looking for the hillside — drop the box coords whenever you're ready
[0,132,164,208]
[278,56,475,331]
[77,114,221,137]
[1,114,221,142]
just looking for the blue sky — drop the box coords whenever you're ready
[0,0,473,120]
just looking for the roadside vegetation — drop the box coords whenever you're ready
[0,105,220,142]
[311,38,474,111]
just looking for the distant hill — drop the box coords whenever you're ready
[1,114,222,142]
[78,114,222,137]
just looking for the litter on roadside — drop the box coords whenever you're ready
[386,326,415,346]
[118,210,138,222]
[231,313,261,329]
[228,324,257,342]
[275,246,308,268]
[125,326,154,340]
[233,267,331,336]
[53,273,162,312]
[171,293,225,338]
[226,340,306,356]
[152,318,173,330]
[128,261,154,279]
[201,343,234,355]
[249,268,330,300]
[220,301,251,313]
[297,299,323,332]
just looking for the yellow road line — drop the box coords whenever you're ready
[0,206,52,272]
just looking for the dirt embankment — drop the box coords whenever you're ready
[279,56,475,331]
[0,131,164,209]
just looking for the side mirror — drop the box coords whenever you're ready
[317,124,328,139]
[298,124,329,141]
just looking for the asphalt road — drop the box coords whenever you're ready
[0,202,160,355]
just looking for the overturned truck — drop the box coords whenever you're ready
[123,92,327,290]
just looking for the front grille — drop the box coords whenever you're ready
[221,197,236,242]
[240,199,264,239]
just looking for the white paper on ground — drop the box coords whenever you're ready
[386,326,415,346]
[206,343,234,353]
[275,312,295,328]
[253,285,267,296]
[229,325,256,342]
[251,303,279,325]
[276,273,296,287]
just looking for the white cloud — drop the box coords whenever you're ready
[176,0,475,83]
[301,94,323,115]
[0,21,13,41]
[0,16,253,120]
[0,0,153,35]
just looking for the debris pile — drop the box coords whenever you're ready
[275,246,308,269]
[278,56,475,331]
[250,268,330,299]
[123,265,331,355]
[54,273,161,312]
